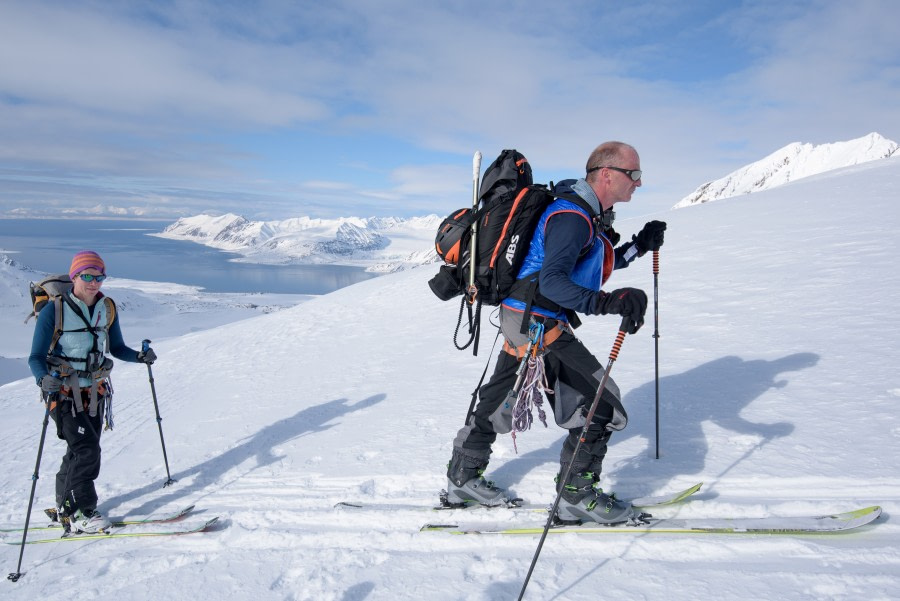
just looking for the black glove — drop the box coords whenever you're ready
[633,220,667,254]
[40,374,64,393]
[591,287,648,333]
[137,348,157,365]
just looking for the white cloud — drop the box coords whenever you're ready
[0,0,897,220]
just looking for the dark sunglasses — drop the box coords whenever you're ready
[587,165,642,181]
[78,273,107,283]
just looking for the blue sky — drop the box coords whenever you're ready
[0,0,897,221]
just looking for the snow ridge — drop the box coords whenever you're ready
[674,132,898,208]
[156,214,441,271]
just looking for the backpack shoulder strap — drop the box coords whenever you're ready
[550,190,598,219]
[60,292,92,328]
[103,296,117,329]
[48,298,64,354]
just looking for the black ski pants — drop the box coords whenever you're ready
[450,328,623,479]
[51,398,104,514]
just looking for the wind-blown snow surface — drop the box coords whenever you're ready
[1,158,898,600]
[674,132,898,208]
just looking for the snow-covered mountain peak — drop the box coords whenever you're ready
[158,213,440,271]
[673,132,898,208]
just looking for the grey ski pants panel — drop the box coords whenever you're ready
[452,328,625,468]
[541,332,624,431]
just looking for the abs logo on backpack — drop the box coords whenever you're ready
[504,234,520,266]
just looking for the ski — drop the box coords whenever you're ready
[4,517,219,545]
[336,482,702,513]
[1,504,196,534]
[422,505,883,535]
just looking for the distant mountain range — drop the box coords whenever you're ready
[673,132,898,208]
[156,213,442,272]
[159,133,899,268]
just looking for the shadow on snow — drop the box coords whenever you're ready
[489,352,819,495]
[102,393,386,516]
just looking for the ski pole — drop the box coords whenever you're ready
[142,340,176,488]
[8,392,54,583]
[653,249,660,459]
[517,317,632,601]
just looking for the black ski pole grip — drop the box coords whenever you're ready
[142,339,151,353]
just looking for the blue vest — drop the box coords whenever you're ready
[502,198,614,319]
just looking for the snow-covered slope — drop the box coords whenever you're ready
[156,213,442,272]
[674,132,898,208]
[0,159,898,600]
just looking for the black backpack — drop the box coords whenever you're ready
[428,149,597,353]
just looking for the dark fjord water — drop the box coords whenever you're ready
[0,219,378,294]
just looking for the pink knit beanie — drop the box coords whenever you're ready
[69,250,106,279]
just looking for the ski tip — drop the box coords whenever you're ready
[171,505,197,519]
[420,523,457,532]
[670,482,703,502]
[837,505,882,521]
[334,501,363,509]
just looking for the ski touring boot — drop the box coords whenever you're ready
[443,449,510,507]
[555,471,634,525]
[444,474,508,507]
[67,508,112,534]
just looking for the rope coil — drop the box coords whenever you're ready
[509,322,552,452]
